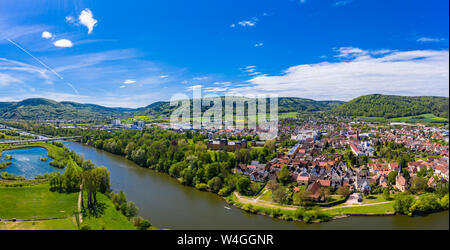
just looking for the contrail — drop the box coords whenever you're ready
[7,38,79,95]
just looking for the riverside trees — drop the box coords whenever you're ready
[80,128,267,196]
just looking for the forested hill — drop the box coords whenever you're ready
[0,98,127,120]
[0,97,343,121]
[133,97,344,117]
[1,95,447,121]
[331,94,449,119]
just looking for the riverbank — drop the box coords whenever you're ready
[58,141,449,229]
[62,140,448,225]
[227,191,396,223]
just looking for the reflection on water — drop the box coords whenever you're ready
[63,141,449,230]
[0,147,63,179]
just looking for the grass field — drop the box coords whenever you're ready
[0,218,77,230]
[360,113,448,124]
[80,192,136,230]
[259,189,273,202]
[326,202,395,215]
[0,184,78,220]
[362,194,391,204]
[0,184,136,230]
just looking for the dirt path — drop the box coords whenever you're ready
[78,185,83,224]
[234,192,393,212]
[234,192,298,210]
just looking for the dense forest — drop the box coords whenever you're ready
[332,94,449,119]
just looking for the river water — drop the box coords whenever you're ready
[62,141,449,230]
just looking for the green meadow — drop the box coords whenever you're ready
[359,113,448,124]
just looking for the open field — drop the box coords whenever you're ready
[0,184,78,220]
[80,192,136,230]
[0,218,77,230]
[326,202,395,215]
[232,191,396,219]
[360,113,448,124]
[361,194,391,204]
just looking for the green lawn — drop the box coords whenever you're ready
[327,202,394,215]
[0,218,77,230]
[360,113,448,124]
[0,184,79,220]
[362,194,390,204]
[81,192,136,230]
[259,189,273,202]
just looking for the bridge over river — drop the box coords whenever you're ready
[0,136,82,145]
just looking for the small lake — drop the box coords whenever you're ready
[0,147,63,179]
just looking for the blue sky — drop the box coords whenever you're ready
[0,0,448,107]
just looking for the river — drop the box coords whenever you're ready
[62,141,449,230]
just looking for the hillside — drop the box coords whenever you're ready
[134,97,344,118]
[332,94,449,119]
[1,95,447,122]
[0,98,125,121]
[0,97,343,121]
[0,102,13,109]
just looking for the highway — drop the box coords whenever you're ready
[0,136,82,145]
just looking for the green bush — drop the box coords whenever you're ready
[195,183,208,191]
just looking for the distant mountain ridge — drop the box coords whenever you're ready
[332,94,449,119]
[0,97,343,121]
[0,98,127,121]
[0,94,448,121]
[133,97,344,118]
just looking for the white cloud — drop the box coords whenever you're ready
[65,16,76,24]
[254,42,264,47]
[334,0,354,7]
[240,65,262,76]
[213,81,231,86]
[41,31,52,39]
[193,76,209,81]
[204,87,228,93]
[227,48,449,100]
[238,20,257,27]
[334,46,366,57]
[417,37,445,43]
[0,73,22,87]
[0,17,48,43]
[120,85,126,88]
[186,85,203,91]
[53,39,73,48]
[123,79,136,84]
[78,8,98,34]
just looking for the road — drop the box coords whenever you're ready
[0,136,82,145]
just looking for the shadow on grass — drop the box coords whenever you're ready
[82,202,107,218]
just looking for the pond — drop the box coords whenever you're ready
[0,147,63,179]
